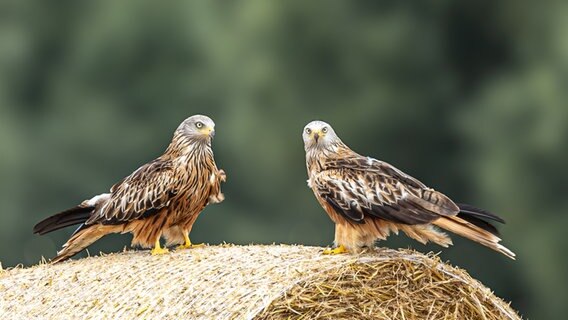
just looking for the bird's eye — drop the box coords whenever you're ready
[322,127,328,133]
[305,128,312,134]
[195,122,204,129]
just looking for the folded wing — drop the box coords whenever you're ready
[85,159,178,226]
[314,155,460,225]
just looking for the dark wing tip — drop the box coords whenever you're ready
[33,206,94,235]
[456,212,501,236]
[457,203,506,224]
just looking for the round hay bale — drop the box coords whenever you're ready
[0,245,520,319]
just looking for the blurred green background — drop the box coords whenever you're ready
[1,1,566,318]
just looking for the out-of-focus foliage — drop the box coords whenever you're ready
[0,1,566,318]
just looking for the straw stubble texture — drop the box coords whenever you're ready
[0,245,520,319]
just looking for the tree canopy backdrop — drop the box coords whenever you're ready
[0,1,566,318]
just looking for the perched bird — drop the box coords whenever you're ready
[34,115,226,263]
[302,120,515,259]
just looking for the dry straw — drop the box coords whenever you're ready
[0,245,520,319]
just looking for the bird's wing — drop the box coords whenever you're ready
[314,156,459,225]
[86,159,178,225]
[326,155,428,189]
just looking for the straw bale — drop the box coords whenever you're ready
[0,245,520,319]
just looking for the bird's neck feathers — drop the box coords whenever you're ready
[306,142,351,173]
[163,133,213,159]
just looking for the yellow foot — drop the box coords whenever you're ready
[151,246,169,255]
[323,245,348,255]
[177,242,204,250]
[177,234,204,250]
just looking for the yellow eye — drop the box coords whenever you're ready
[196,122,204,129]
[305,128,312,134]
[322,127,328,133]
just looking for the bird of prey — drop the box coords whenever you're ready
[302,120,515,259]
[33,115,226,263]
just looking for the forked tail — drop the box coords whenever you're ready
[434,204,516,259]
[51,225,118,263]
[33,201,116,263]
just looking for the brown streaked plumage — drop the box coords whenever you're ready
[33,115,226,263]
[302,120,515,259]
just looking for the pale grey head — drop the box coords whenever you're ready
[176,115,216,142]
[302,120,342,151]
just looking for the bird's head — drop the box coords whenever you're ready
[302,120,342,152]
[177,115,216,143]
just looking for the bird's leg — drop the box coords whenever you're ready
[151,238,169,255]
[177,233,204,250]
[323,245,348,255]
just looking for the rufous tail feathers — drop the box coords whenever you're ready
[434,216,515,259]
[51,225,120,263]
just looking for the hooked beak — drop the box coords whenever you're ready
[202,126,215,139]
[313,132,320,143]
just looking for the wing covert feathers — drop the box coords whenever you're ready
[313,155,461,227]
[87,159,177,225]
